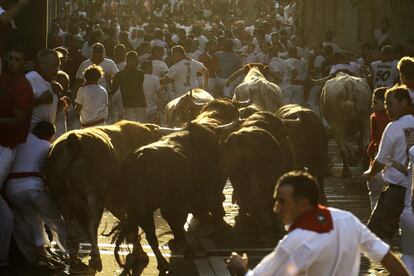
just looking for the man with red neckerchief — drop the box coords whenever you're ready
[226,171,409,276]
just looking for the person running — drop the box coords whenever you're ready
[75,65,108,128]
[227,171,409,276]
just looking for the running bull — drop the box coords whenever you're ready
[222,111,297,241]
[45,121,161,272]
[320,72,371,177]
[276,104,329,202]
[231,65,283,112]
[112,119,238,274]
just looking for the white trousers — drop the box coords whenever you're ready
[0,146,15,265]
[290,85,304,105]
[367,174,386,211]
[124,107,147,122]
[108,91,124,124]
[8,189,67,263]
[401,211,414,275]
[307,84,322,115]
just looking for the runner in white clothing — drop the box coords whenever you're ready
[75,65,108,128]
[5,122,66,269]
[227,171,409,276]
[27,49,61,128]
[141,61,161,123]
[268,46,297,105]
[160,45,208,99]
[74,43,119,123]
[370,45,398,89]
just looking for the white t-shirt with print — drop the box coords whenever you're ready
[167,58,204,98]
[75,84,108,124]
[375,115,414,187]
[26,71,58,127]
[370,60,398,89]
[76,58,119,90]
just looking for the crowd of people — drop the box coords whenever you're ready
[1,0,414,275]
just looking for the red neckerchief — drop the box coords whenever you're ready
[405,82,414,90]
[288,205,333,234]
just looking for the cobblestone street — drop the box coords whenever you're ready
[7,141,396,275]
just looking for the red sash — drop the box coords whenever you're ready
[6,172,45,182]
[288,205,333,234]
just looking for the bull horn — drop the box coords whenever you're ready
[235,97,253,108]
[189,89,207,107]
[216,117,240,131]
[311,76,331,86]
[156,126,185,135]
[281,117,302,126]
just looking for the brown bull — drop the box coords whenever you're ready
[45,121,161,272]
[276,104,329,202]
[112,120,237,274]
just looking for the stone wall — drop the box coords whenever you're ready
[300,0,414,52]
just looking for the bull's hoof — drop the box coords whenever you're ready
[168,239,194,258]
[88,256,103,272]
[157,259,171,272]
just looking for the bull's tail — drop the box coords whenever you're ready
[109,151,148,270]
[106,219,136,268]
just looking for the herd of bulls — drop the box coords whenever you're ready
[44,66,372,275]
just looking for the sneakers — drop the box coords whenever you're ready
[69,260,94,275]
[0,264,17,275]
[35,254,65,270]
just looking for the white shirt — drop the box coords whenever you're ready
[243,53,258,65]
[286,57,308,82]
[76,58,119,90]
[116,61,127,71]
[370,60,398,89]
[197,35,209,52]
[75,84,108,124]
[6,134,51,196]
[322,41,341,54]
[143,74,161,111]
[26,71,58,127]
[373,29,391,46]
[329,62,360,76]
[152,59,169,78]
[167,58,204,97]
[246,208,389,276]
[269,57,295,90]
[376,115,414,187]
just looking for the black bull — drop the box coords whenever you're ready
[222,111,294,241]
[45,121,161,272]
[112,121,236,274]
[276,104,329,202]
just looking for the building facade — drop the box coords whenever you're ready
[300,0,414,51]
